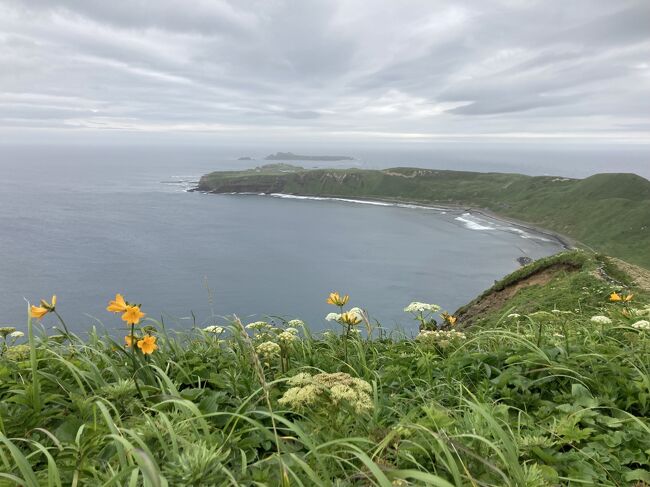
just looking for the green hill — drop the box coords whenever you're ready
[198,165,650,268]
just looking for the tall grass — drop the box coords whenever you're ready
[1,295,649,485]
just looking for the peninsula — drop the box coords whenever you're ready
[197,164,650,268]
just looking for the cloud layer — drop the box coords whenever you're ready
[1,0,649,142]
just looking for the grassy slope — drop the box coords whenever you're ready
[455,250,650,328]
[1,251,650,485]
[198,166,650,268]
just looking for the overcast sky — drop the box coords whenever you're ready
[1,0,649,145]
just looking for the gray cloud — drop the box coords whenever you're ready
[0,0,649,142]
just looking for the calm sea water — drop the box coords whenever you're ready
[0,144,586,335]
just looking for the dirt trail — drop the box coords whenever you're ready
[610,258,650,290]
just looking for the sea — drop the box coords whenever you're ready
[2,142,647,336]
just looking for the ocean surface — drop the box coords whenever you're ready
[0,143,609,336]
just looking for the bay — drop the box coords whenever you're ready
[0,145,568,335]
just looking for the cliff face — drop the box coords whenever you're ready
[197,166,650,268]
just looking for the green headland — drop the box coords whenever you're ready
[197,164,650,269]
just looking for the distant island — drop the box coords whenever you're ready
[196,164,650,269]
[265,151,353,161]
[238,156,254,161]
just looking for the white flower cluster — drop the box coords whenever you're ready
[632,320,650,331]
[0,327,17,338]
[325,312,341,322]
[634,306,650,318]
[278,329,298,344]
[590,315,612,325]
[552,309,573,315]
[287,319,305,328]
[417,329,467,348]
[9,331,24,338]
[246,321,270,330]
[255,341,281,358]
[278,372,373,414]
[404,302,441,313]
[202,325,224,334]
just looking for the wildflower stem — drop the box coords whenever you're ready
[562,320,570,356]
[53,310,73,342]
[127,323,146,401]
[27,306,41,414]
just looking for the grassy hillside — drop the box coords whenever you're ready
[198,166,650,268]
[455,251,650,327]
[1,251,650,485]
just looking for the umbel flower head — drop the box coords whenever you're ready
[246,321,270,330]
[632,320,650,331]
[0,327,17,338]
[404,302,440,313]
[327,292,349,307]
[30,295,56,319]
[256,341,281,359]
[590,315,612,325]
[203,325,224,334]
[417,329,467,349]
[278,372,373,414]
[278,331,298,344]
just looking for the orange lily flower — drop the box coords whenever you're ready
[339,311,361,326]
[122,305,145,326]
[137,335,157,354]
[30,295,56,319]
[107,294,128,313]
[609,292,622,302]
[442,312,458,326]
[327,292,349,307]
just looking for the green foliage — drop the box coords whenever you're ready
[198,166,650,268]
[1,259,650,485]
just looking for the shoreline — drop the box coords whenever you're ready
[194,188,576,252]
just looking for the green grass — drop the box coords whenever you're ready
[1,254,650,485]
[197,166,650,268]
